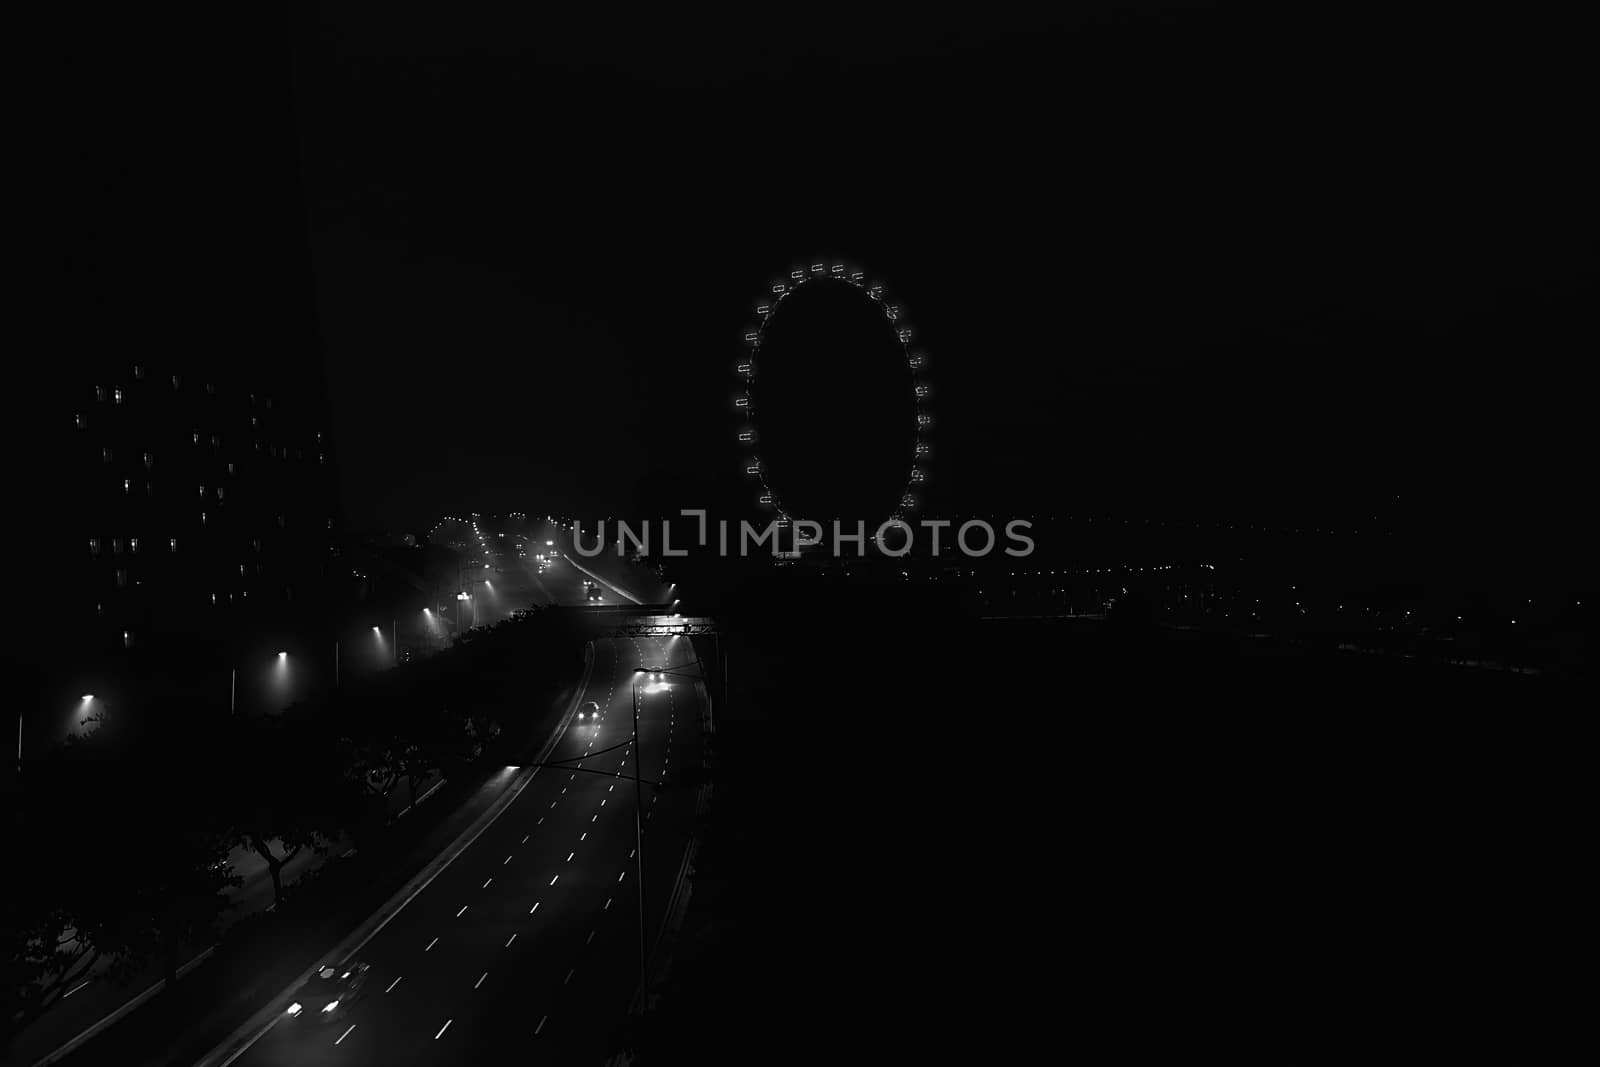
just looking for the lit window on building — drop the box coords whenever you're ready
[116,569,128,587]
[252,537,261,551]
[216,487,225,500]
[95,385,106,402]
[201,511,207,525]
[170,538,177,552]
[143,452,153,469]
[89,537,100,556]
[240,563,246,575]
[123,630,132,648]
[133,364,145,380]
[172,374,181,390]
[130,538,139,553]
[211,592,218,605]
[114,388,123,404]
[211,434,220,448]
[102,447,113,463]
[76,413,87,430]
[112,538,122,554]
[123,478,131,493]
[251,417,258,428]
[199,484,206,497]
[227,462,236,475]
[319,453,325,464]
[193,432,200,445]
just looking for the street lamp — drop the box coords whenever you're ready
[628,667,652,1014]
[627,657,716,1013]
[372,624,393,667]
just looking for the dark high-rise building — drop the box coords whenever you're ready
[19,43,338,751]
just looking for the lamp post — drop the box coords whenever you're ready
[628,658,714,1013]
[704,631,723,738]
[629,668,648,1013]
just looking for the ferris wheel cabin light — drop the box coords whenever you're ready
[736,259,931,526]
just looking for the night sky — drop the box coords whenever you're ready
[288,6,1592,567]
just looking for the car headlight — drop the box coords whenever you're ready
[322,1000,339,1013]
[287,1002,303,1016]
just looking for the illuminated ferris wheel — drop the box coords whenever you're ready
[734,260,931,530]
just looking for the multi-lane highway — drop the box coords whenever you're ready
[463,517,668,618]
[226,633,707,1065]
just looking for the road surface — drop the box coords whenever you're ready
[226,633,707,1065]
[14,520,671,1067]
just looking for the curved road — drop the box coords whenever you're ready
[229,633,707,1065]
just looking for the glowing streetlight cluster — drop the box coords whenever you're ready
[735,260,932,525]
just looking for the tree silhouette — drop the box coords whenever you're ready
[224,714,352,909]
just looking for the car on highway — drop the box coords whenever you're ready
[205,857,235,889]
[577,700,601,723]
[285,960,371,1024]
[585,581,602,602]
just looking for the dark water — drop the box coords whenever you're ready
[644,612,1580,1061]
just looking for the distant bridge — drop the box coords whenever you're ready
[606,615,717,636]
[546,603,719,636]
